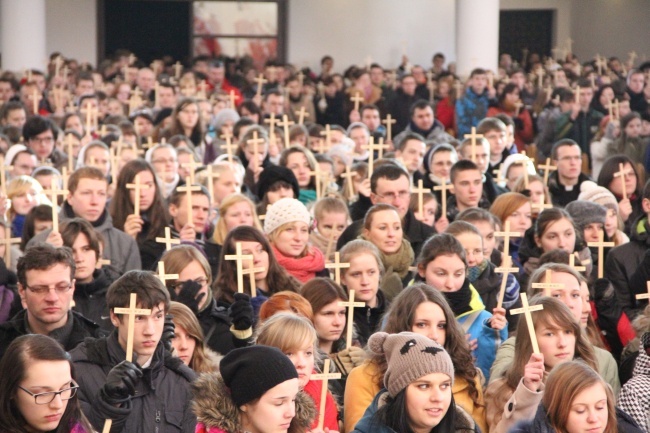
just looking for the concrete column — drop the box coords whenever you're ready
[455,0,500,78]
[1,0,47,72]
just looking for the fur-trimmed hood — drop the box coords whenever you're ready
[192,371,316,433]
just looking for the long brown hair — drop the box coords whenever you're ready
[169,302,218,373]
[382,283,482,407]
[300,278,349,346]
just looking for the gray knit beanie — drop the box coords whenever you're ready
[565,200,607,231]
[368,331,454,397]
[263,197,311,234]
[577,181,619,213]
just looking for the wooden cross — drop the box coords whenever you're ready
[0,227,20,266]
[157,261,179,285]
[538,158,557,186]
[128,88,144,115]
[382,114,396,143]
[220,131,236,165]
[628,51,638,68]
[531,195,552,213]
[495,256,518,309]
[532,269,565,296]
[176,180,202,224]
[0,156,11,195]
[114,293,152,362]
[295,106,309,125]
[180,159,202,185]
[43,180,69,233]
[126,173,150,217]
[61,168,69,191]
[255,74,268,99]
[518,151,533,189]
[242,257,264,298]
[204,165,221,204]
[361,137,383,179]
[494,220,522,259]
[310,358,341,430]
[426,70,436,104]
[247,131,265,170]
[109,147,119,185]
[635,282,650,302]
[277,115,294,150]
[319,124,333,152]
[411,179,428,217]
[492,166,506,185]
[614,163,629,198]
[339,290,364,349]
[341,165,358,198]
[510,293,544,354]
[155,226,180,252]
[325,252,350,285]
[375,137,389,159]
[613,99,620,121]
[463,127,484,164]
[595,55,607,76]
[433,182,453,218]
[31,88,41,115]
[225,242,254,295]
[350,92,364,112]
[569,252,587,272]
[587,230,614,279]
[172,61,183,80]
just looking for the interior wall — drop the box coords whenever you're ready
[45,0,97,65]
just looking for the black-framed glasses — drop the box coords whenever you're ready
[172,277,208,291]
[18,381,79,405]
[24,283,73,296]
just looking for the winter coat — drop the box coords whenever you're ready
[554,109,604,157]
[547,170,592,208]
[28,203,141,273]
[446,194,492,223]
[0,283,14,324]
[0,309,103,359]
[303,377,339,431]
[619,349,650,433]
[353,290,387,347]
[471,260,522,333]
[488,336,621,397]
[73,267,120,332]
[486,106,535,151]
[485,378,544,433]
[606,216,650,320]
[197,297,252,356]
[71,332,196,433]
[351,390,479,433]
[394,118,455,149]
[192,371,315,433]
[456,87,491,138]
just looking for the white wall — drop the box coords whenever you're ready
[45,0,97,65]
[287,0,456,72]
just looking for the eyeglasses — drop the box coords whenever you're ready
[29,136,55,145]
[24,283,73,296]
[152,158,177,165]
[18,381,78,405]
[172,277,208,291]
[375,191,410,201]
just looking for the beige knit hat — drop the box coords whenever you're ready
[263,197,311,234]
[368,331,454,397]
[577,181,618,212]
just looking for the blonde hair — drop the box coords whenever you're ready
[161,245,212,285]
[339,239,385,277]
[169,302,218,373]
[212,194,262,244]
[255,312,319,360]
[267,221,311,258]
[6,176,51,219]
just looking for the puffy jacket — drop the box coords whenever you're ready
[456,87,491,138]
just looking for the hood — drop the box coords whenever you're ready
[630,216,650,245]
[518,227,542,266]
[192,372,315,433]
[632,348,650,376]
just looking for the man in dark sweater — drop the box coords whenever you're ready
[547,139,591,207]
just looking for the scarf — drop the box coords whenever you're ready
[12,214,25,238]
[272,245,325,283]
[468,259,489,283]
[360,235,414,278]
[309,230,335,263]
[442,279,473,317]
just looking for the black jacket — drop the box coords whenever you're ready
[0,309,103,359]
[73,267,121,332]
[198,297,252,356]
[337,210,435,259]
[547,170,591,208]
[353,290,387,347]
[471,261,522,332]
[71,332,196,433]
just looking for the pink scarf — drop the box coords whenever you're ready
[272,245,325,283]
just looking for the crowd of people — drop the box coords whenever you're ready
[0,46,650,433]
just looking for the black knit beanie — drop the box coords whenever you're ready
[220,345,298,406]
[256,165,300,201]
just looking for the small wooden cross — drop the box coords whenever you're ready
[340,165,358,198]
[569,252,587,273]
[382,114,396,143]
[532,269,565,296]
[463,127,484,164]
[180,159,202,185]
[495,255,518,309]
[247,130,265,169]
[255,74,268,99]
[114,293,152,362]
[614,163,629,198]
[0,227,20,266]
[126,173,151,217]
[538,158,557,186]
[361,137,383,179]
[220,131,236,165]
[295,106,309,125]
[204,165,221,204]
[433,182,453,218]
[310,358,341,430]
[31,88,41,115]
[176,180,202,225]
[43,180,69,233]
[157,261,179,286]
[531,195,552,213]
[350,92,364,112]
[587,230,614,279]
[0,156,11,195]
[494,220,522,259]
[375,137,390,159]
[319,124,333,152]
[225,242,254,295]
[325,252,350,285]
[242,257,264,298]
[635,282,650,302]
[155,227,180,252]
[277,115,295,150]
[411,179,428,218]
[510,293,544,354]
[339,290,365,349]
[518,151,533,189]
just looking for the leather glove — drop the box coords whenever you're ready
[101,360,142,405]
[162,314,175,352]
[230,293,253,331]
[170,280,206,315]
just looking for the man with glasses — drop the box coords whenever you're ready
[549,139,591,207]
[23,115,68,171]
[0,244,103,359]
[337,163,435,257]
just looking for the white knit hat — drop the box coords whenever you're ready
[263,197,311,234]
[577,181,619,212]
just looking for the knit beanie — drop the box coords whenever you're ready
[368,331,454,397]
[578,181,619,213]
[327,144,353,167]
[256,165,300,201]
[565,200,607,231]
[213,108,240,131]
[263,197,311,234]
[220,345,298,407]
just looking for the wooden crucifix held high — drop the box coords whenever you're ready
[531,269,565,296]
[382,114,396,143]
[155,227,180,252]
[310,358,341,431]
[495,256,518,309]
[225,242,254,295]
[176,180,202,226]
[326,252,350,285]
[510,293,544,354]
[43,180,69,233]
[411,179,429,218]
[125,173,151,217]
[433,182,453,219]
[587,230,614,279]
[463,127,484,164]
[339,290,365,349]
[494,220,522,259]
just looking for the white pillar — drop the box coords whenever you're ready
[455,0,499,78]
[1,0,47,72]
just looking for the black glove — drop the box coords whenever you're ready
[101,360,142,405]
[162,314,175,352]
[230,293,253,331]
[170,280,206,315]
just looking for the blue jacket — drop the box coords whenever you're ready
[457,285,508,382]
[456,87,490,137]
